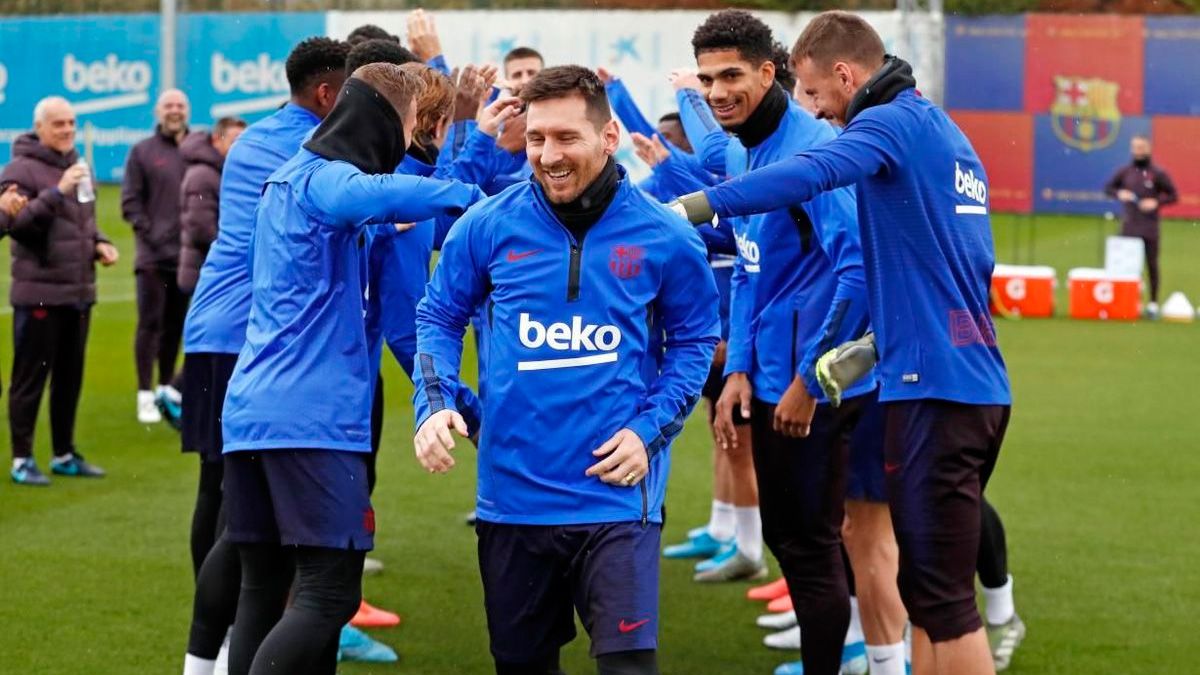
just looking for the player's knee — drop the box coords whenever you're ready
[596,649,659,675]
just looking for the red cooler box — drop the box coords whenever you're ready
[991,264,1056,318]
[1068,268,1142,320]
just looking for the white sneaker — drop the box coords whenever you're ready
[764,625,801,650]
[137,390,162,423]
[757,610,798,630]
[157,384,183,405]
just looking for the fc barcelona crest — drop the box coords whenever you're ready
[609,245,644,280]
[1050,76,1121,152]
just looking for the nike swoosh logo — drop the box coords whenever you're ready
[618,619,650,633]
[506,249,541,262]
[884,462,901,474]
[872,656,894,664]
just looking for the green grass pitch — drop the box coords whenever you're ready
[0,186,1197,673]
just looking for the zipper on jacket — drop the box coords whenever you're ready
[640,476,649,527]
[487,298,495,328]
[566,233,586,302]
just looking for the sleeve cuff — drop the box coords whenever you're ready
[626,416,665,459]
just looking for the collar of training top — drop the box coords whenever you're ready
[303,77,408,176]
[733,83,788,149]
[545,156,622,240]
[845,55,917,126]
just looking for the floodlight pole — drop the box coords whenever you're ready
[160,0,177,92]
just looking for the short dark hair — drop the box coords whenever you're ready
[503,47,544,66]
[658,112,682,125]
[347,24,398,46]
[519,65,611,127]
[213,116,246,138]
[692,10,776,64]
[771,42,797,93]
[345,39,419,76]
[286,37,351,95]
[792,11,885,70]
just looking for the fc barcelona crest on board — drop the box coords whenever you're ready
[1050,76,1122,152]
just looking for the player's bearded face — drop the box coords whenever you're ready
[526,95,619,204]
[696,49,774,129]
[796,58,852,126]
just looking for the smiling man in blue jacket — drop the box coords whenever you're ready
[218,64,483,675]
[413,66,718,675]
[673,12,1012,675]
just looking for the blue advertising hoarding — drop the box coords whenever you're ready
[178,13,325,127]
[944,15,1025,111]
[0,14,159,182]
[1033,113,1151,216]
[1144,17,1200,116]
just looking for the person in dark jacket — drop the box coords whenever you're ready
[0,96,119,486]
[1104,135,1178,316]
[177,117,246,295]
[122,88,191,424]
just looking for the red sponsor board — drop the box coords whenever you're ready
[1152,116,1200,219]
[1025,14,1144,116]
[951,111,1034,214]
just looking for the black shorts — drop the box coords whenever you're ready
[224,450,374,550]
[180,352,238,462]
[701,365,750,426]
[884,399,1009,642]
[476,521,661,663]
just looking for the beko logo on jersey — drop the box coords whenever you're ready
[517,313,622,371]
[736,231,761,273]
[954,162,988,215]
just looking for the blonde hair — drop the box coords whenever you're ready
[399,63,455,148]
[350,62,425,120]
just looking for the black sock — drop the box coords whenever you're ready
[190,460,225,578]
[977,497,1009,589]
[247,547,364,675]
[597,649,659,675]
[187,534,243,658]
[228,544,294,675]
[495,651,563,675]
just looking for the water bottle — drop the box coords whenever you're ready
[75,159,95,204]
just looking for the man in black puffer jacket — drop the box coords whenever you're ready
[177,117,245,295]
[0,96,119,486]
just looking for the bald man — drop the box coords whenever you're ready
[122,88,193,424]
[2,96,119,486]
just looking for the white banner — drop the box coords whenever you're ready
[327,10,943,180]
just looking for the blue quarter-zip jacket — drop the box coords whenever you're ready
[702,89,1010,405]
[412,172,719,526]
[222,150,483,453]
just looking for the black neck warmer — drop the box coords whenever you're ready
[547,157,621,241]
[303,78,407,175]
[845,56,917,125]
[407,140,439,167]
[1133,156,1151,169]
[733,83,789,149]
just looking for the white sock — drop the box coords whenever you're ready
[13,458,27,469]
[733,506,762,561]
[983,574,1015,625]
[866,642,906,675]
[709,500,736,541]
[51,453,74,465]
[183,654,216,675]
[213,630,230,675]
[845,595,865,644]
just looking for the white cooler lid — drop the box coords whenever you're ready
[1068,267,1141,282]
[993,263,1056,279]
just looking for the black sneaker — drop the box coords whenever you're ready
[11,458,51,486]
[51,453,106,478]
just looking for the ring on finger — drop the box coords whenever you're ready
[622,471,638,486]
